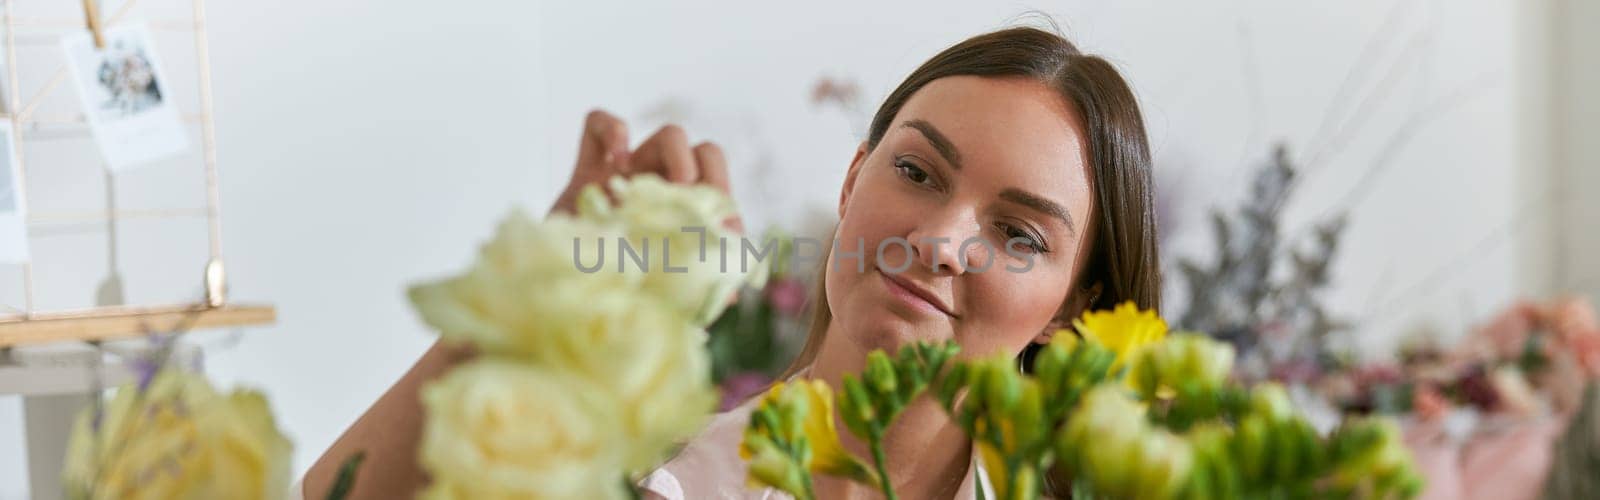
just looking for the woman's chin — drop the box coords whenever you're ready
[846,315,953,354]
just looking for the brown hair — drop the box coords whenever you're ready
[780,25,1162,378]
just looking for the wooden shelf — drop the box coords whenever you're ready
[0,304,275,348]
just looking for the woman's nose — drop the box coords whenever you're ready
[906,212,988,275]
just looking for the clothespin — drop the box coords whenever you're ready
[83,0,105,49]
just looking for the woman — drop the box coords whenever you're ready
[301,25,1160,499]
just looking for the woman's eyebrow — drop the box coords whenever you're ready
[901,119,964,170]
[1000,187,1076,235]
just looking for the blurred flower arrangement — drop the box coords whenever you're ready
[61,334,294,500]
[405,174,759,499]
[742,303,1424,499]
[706,227,813,410]
[1312,297,1600,420]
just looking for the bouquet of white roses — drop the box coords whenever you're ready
[407,174,759,499]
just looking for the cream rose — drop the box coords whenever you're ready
[408,209,639,353]
[509,288,718,470]
[419,359,629,500]
[578,174,760,325]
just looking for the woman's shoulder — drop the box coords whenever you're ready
[639,398,789,500]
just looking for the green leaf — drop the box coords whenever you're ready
[324,451,366,500]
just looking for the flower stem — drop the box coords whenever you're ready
[869,427,899,500]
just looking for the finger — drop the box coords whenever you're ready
[630,124,697,183]
[577,109,630,171]
[691,142,743,233]
[692,142,731,194]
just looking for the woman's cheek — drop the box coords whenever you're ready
[961,271,1058,354]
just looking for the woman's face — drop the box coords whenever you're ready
[825,75,1097,360]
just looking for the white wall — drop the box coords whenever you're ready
[0,1,1560,497]
[1552,0,1600,299]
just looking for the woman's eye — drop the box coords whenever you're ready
[893,159,934,186]
[1001,224,1047,254]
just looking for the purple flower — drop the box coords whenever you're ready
[719,372,774,411]
[764,278,808,317]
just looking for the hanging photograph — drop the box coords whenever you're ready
[63,24,188,171]
[0,121,27,263]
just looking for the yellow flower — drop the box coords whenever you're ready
[744,380,874,484]
[577,174,759,325]
[62,370,292,500]
[1073,301,1169,371]
[419,360,629,500]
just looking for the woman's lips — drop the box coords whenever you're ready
[877,270,955,318]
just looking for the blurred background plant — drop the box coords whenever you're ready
[705,226,816,411]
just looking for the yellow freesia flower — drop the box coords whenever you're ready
[1073,301,1169,371]
[742,380,875,492]
[790,380,873,480]
[808,381,873,478]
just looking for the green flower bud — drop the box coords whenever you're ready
[839,375,875,439]
[744,436,809,498]
[1068,386,1147,497]
[1135,431,1195,500]
[1326,416,1422,497]
[1178,334,1234,388]
[755,405,784,440]
[865,351,898,396]
[1271,419,1299,481]
[1184,424,1237,499]
[1235,414,1270,481]
[982,359,1022,415]
[778,389,808,441]
[1035,341,1071,394]
[1132,347,1163,399]
[1071,342,1117,385]
[1009,465,1040,500]
[1249,383,1295,421]
[936,363,969,410]
[1013,381,1047,448]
